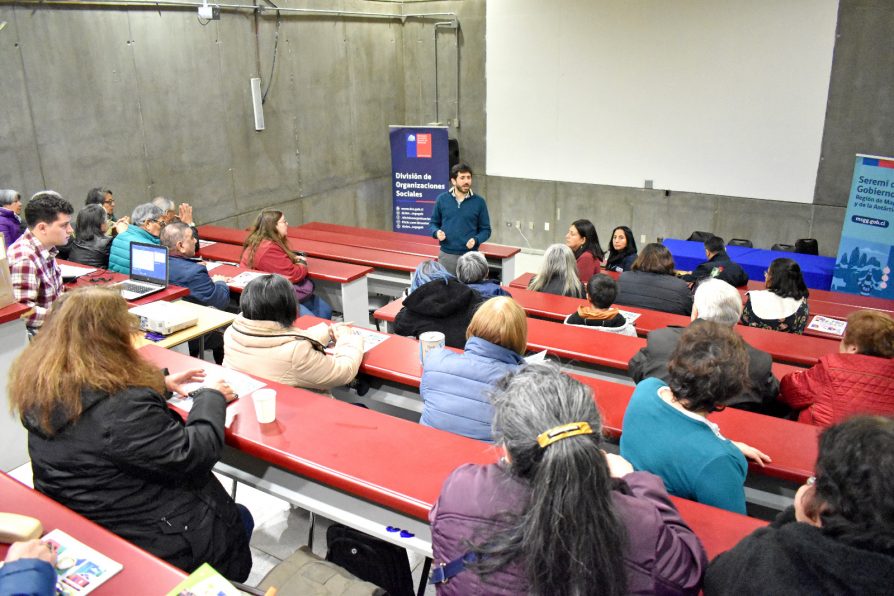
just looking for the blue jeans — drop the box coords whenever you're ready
[300,293,333,320]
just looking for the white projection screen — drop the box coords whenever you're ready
[486,0,839,203]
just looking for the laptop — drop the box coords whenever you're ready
[116,242,169,300]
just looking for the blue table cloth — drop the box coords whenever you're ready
[663,238,834,290]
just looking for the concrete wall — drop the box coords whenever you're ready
[0,0,407,230]
[1,0,890,258]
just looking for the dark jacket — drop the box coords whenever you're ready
[394,279,483,349]
[0,207,23,248]
[628,320,780,413]
[67,235,112,269]
[420,337,524,441]
[705,507,894,595]
[617,270,694,316]
[430,463,707,595]
[680,250,749,287]
[23,386,252,581]
[169,255,231,309]
[605,250,637,273]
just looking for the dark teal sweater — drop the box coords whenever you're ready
[428,191,491,255]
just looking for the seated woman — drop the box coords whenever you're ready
[565,219,604,282]
[565,274,636,336]
[67,204,112,268]
[455,251,509,299]
[108,203,164,273]
[741,258,809,333]
[603,225,638,272]
[527,243,585,298]
[620,321,770,514]
[240,210,332,319]
[779,310,894,426]
[430,363,707,595]
[224,274,363,392]
[9,287,252,581]
[420,297,526,441]
[616,243,694,315]
[394,259,482,348]
[705,416,894,594]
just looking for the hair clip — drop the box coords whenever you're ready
[536,422,593,449]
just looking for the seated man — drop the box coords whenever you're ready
[161,222,230,363]
[680,235,748,287]
[628,278,781,414]
[8,191,73,333]
[779,310,894,426]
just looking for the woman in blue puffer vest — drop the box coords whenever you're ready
[419,296,526,441]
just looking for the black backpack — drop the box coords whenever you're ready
[325,524,415,596]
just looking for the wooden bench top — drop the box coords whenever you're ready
[198,241,373,283]
[299,221,520,259]
[199,225,426,273]
[296,317,817,485]
[140,342,766,558]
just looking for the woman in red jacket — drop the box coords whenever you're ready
[564,218,603,283]
[779,310,894,426]
[240,210,332,319]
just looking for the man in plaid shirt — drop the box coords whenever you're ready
[8,192,74,332]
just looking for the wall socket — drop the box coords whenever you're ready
[544,222,550,231]
[505,220,512,228]
[528,221,534,230]
[515,220,521,228]
[640,234,647,244]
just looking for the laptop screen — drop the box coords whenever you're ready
[130,242,168,285]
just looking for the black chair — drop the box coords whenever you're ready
[687,231,715,242]
[728,238,753,248]
[795,238,819,255]
[771,243,796,252]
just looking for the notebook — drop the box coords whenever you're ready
[115,242,169,300]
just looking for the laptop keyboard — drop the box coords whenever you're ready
[121,282,157,294]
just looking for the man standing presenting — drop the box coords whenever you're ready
[8,191,74,333]
[429,163,491,275]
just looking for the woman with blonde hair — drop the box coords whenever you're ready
[9,287,252,581]
[240,209,332,319]
[527,243,585,298]
[419,296,527,441]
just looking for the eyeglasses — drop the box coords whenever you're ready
[103,199,115,204]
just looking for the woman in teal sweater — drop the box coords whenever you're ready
[108,203,164,273]
[620,321,771,513]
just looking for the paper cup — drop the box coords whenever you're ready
[252,388,277,423]
[419,331,446,363]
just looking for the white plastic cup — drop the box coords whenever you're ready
[252,388,277,423]
[419,331,446,363]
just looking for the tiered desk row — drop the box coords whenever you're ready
[10,222,888,593]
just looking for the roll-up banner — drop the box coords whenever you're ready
[389,126,449,235]
[833,154,894,298]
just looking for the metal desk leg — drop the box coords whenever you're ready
[500,254,517,284]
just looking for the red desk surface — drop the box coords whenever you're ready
[198,242,372,284]
[199,225,426,273]
[59,261,188,305]
[0,302,30,324]
[0,473,186,593]
[298,221,520,260]
[342,319,817,484]
[140,343,763,558]
[290,227,440,260]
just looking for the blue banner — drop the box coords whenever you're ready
[833,154,894,298]
[389,126,449,235]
